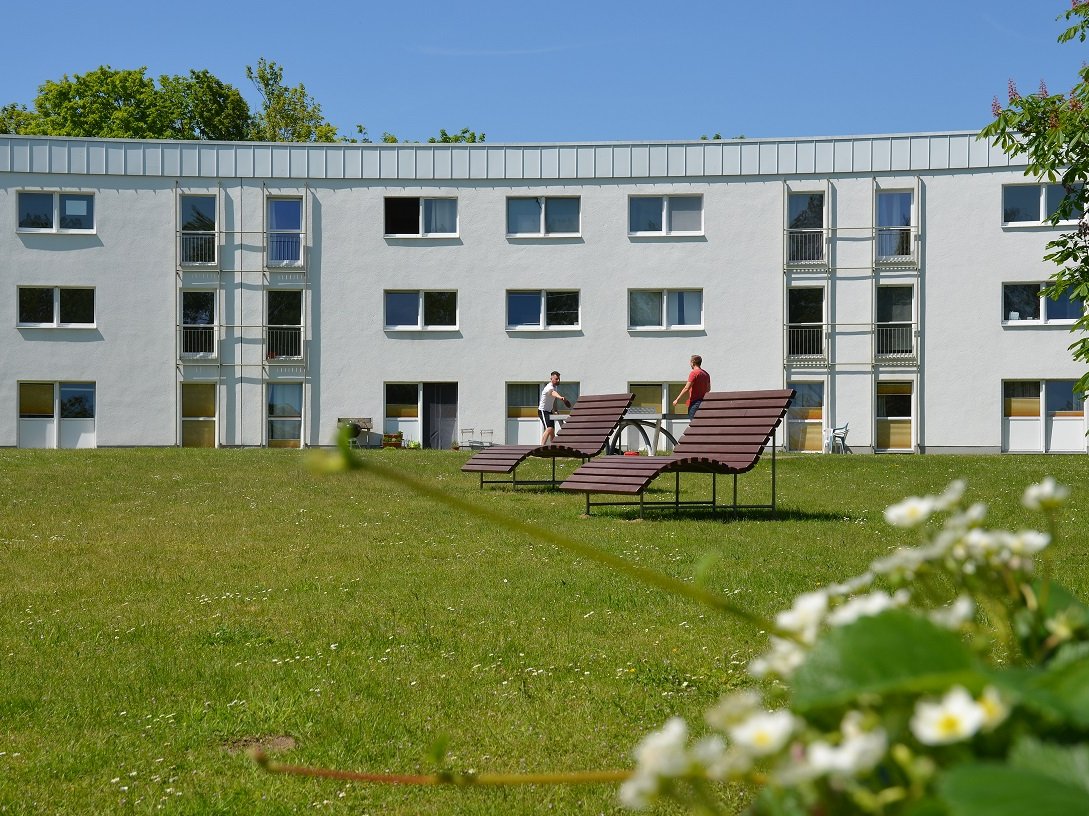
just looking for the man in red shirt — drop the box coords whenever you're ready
[672,355,710,418]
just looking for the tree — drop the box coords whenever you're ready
[427,127,485,144]
[159,70,252,141]
[983,2,1089,391]
[246,58,337,143]
[23,66,169,139]
[0,103,37,135]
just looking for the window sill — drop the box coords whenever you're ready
[1001,222,1079,230]
[17,323,97,329]
[506,233,582,240]
[383,233,460,240]
[17,228,97,235]
[1001,320,1079,328]
[627,326,705,333]
[384,326,460,332]
[506,326,582,333]
[627,231,705,238]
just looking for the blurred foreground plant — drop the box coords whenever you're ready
[276,438,1088,815]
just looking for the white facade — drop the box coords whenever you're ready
[1,132,1085,453]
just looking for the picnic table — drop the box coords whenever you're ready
[605,407,684,454]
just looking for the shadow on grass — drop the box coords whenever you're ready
[577,504,842,523]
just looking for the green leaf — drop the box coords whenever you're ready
[1008,736,1089,794]
[791,611,981,713]
[1025,652,1089,728]
[938,763,1089,816]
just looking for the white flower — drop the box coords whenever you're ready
[826,572,875,598]
[749,637,806,679]
[729,710,796,757]
[775,590,828,644]
[804,729,888,780]
[1022,477,1070,511]
[932,480,966,512]
[978,686,1010,731]
[928,595,975,629]
[618,771,659,810]
[871,547,927,579]
[690,736,748,780]
[910,686,985,745]
[1008,530,1050,556]
[705,690,762,731]
[632,717,689,777]
[826,590,909,627]
[884,496,936,528]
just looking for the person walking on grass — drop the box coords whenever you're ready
[672,354,710,418]
[539,371,572,445]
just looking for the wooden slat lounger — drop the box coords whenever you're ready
[558,389,795,516]
[461,392,635,488]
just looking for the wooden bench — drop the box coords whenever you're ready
[558,389,795,515]
[461,393,635,488]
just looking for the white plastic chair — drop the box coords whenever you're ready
[827,423,849,454]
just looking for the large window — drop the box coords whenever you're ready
[181,384,216,447]
[1003,183,1082,224]
[787,192,825,262]
[787,287,824,356]
[876,285,914,357]
[507,197,580,236]
[17,191,94,232]
[267,198,303,265]
[506,290,580,329]
[627,289,703,329]
[786,381,825,452]
[1002,283,1085,323]
[180,195,217,264]
[181,291,216,356]
[628,382,685,413]
[507,381,581,417]
[384,197,458,236]
[267,290,303,359]
[628,195,703,235]
[267,383,303,448]
[386,383,420,418]
[17,287,94,327]
[18,382,96,449]
[876,190,913,261]
[384,291,457,329]
[876,382,913,451]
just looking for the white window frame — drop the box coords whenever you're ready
[627,194,704,237]
[1001,281,1086,326]
[505,196,582,237]
[178,192,219,266]
[383,196,459,238]
[383,290,459,330]
[266,195,305,268]
[785,189,827,265]
[266,381,304,448]
[626,289,704,331]
[180,289,218,357]
[16,191,96,234]
[16,286,96,328]
[505,289,581,331]
[1001,183,1083,227]
[874,188,916,264]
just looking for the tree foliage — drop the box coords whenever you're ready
[159,69,252,141]
[245,58,337,143]
[982,2,1089,391]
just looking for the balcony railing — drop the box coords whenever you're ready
[180,231,217,265]
[875,323,916,360]
[785,229,826,265]
[266,326,303,360]
[267,231,304,267]
[181,325,216,356]
[786,324,825,358]
[875,227,918,266]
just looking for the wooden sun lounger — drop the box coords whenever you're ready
[558,389,795,515]
[461,392,635,488]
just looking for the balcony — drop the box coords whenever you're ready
[177,230,308,271]
[179,231,217,266]
[875,323,917,363]
[875,226,919,268]
[266,325,303,361]
[785,229,826,267]
[180,325,216,358]
[785,324,826,364]
[266,230,305,268]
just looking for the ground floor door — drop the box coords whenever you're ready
[422,382,457,450]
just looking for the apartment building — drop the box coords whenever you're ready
[1,132,1085,453]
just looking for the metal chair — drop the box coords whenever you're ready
[827,422,849,454]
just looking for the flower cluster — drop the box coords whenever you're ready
[622,479,1088,814]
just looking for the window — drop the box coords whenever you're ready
[628,195,703,235]
[786,381,825,452]
[384,291,458,329]
[384,197,457,236]
[506,290,579,329]
[17,287,94,326]
[267,198,303,265]
[787,287,824,356]
[386,383,420,418]
[876,285,914,356]
[787,192,825,262]
[180,194,217,264]
[181,384,216,447]
[1003,381,1041,418]
[17,191,94,232]
[876,382,913,451]
[507,381,581,417]
[1046,380,1085,418]
[1003,183,1083,224]
[507,196,580,236]
[627,289,703,329]
[876,190,913,260]
[267,290,303,359]
[18,382,96,449]
[1002,283,1085,323]
[181,291,216,355]
[629,382,685,413]
[267,383,302,448]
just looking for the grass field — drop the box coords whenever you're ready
[0,448,1086,815]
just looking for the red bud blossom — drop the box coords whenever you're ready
[1040,79,1050,97]
[1008,79,1020,102]
[991,96,1002,117]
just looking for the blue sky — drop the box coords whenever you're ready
[2,0,1085,143]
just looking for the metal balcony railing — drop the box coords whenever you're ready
[875,227,918,266]
[875,323,916,359]
[786,324,825,358]
[177,230,308,270]
[785,229,826,265]
[267,231,304,267]
[180,232,217,265]
[180,325,216,356]
[266,326,303,360]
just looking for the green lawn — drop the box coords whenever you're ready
[0,449,1085,815]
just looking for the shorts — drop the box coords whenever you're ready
[538,409,555,429]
